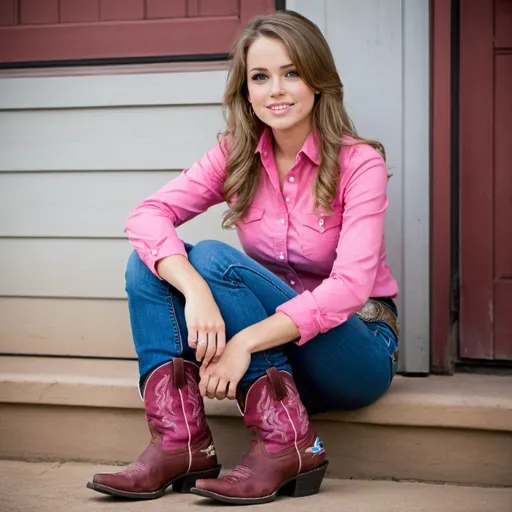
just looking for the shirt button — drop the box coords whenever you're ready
[285,197,290,202]
[289,176,295,182]
[151,249,158,255]
[280,218,285,224]
[319,219,324,226]
[290,280,296,285]
[279,253,284,260]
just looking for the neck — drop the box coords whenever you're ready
[271,121,311,160]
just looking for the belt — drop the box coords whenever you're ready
[356,298,400,341]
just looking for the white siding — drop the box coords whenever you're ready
[288,0,430,372]
[0,1,430,372]
[0,68,238,358]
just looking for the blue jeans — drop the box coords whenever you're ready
[125,240,399,414]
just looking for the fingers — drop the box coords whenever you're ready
[215,379,229,400]
[227,381,237,400]
[200,330,216,366]
[212,330,226,363]
[206,373,219,400]
[199,372,209,397]
[195,330,208,362]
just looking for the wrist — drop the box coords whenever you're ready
[182,278,210,300]
[232,327,259,354]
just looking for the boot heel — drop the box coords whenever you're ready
[281,462,329,498]
[173,465,221,493]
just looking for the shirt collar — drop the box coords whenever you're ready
[255,127,321,166]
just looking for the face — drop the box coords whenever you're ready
[246,36,317,137]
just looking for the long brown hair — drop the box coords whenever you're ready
[221,10,385,228]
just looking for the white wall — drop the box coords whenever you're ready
[0,68,239,358]
[0,0,430,372]
[288,0,430,372]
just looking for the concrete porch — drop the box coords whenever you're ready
[1,460,511,512]
[1,355,511,489]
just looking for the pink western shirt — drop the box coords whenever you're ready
[125,128,399,345]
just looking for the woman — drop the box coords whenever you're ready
[87,9,399,506]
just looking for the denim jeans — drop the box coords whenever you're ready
[125,240,399,415]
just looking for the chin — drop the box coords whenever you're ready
[261,116,299,132]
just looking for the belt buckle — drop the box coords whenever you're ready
[356,299,385,322]
[356,299,400,342]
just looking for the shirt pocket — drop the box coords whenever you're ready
[300,211,343,261]
[237,207,265,254]
[243,207,264,224]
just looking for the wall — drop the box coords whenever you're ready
[0,0,430,372]
[0,66,238,359]
[287,0,431,372]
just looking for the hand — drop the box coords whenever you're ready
[199,337,251,400]
[184,283,226,367]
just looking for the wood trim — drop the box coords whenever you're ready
[0,17,240,63]
[0,59,228,78]
[0,0,278,67]
[459,0,494,359]
[430,0,454,373]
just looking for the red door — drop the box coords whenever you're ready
[459,0,512,360]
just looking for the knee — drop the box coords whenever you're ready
[125,250,155,297]
[188,239,235,275]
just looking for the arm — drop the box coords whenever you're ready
[127,139,229,364]
[275,146,390,345]
[125,139,228,277]
[200,146,390,399]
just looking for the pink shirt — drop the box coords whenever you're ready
[125,128,398,345]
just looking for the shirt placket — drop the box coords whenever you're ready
[277,158,303,292]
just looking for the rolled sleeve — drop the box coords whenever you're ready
[125,140,228,277]
[277,146,389,345]
[276,291,320,345]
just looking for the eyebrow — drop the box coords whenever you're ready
[249,63,294,73]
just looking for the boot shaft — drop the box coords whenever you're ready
[241,369,321,457]
[143,359,210,451]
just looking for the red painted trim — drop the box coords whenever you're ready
[459,0,494,359]
[430,0,454,374]
[0,0,17,26]
[0,0,275,64]
[0,17,240,62]
[146,0,186,19]
[20,0,59,25]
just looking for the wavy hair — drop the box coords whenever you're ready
[220,10,385,229]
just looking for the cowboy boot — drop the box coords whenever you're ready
[191,367,328,505]
[87,358,220,500]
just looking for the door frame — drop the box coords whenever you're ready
[430,0,457,374]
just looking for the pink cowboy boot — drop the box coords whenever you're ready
[87,358,220,499]
[191,367,328,505]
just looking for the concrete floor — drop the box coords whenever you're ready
[1,460,511,512]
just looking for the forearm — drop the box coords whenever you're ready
[237,312,300,354]
[156,255,209,299]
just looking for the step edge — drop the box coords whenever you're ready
[1,379,511,433]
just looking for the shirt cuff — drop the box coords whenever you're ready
[138,238,188,278]
[276,291,320,346]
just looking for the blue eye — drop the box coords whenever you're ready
[286,70,299,77]
[251,74,267,81]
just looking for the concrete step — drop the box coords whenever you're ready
[1,356,512,487]
[1,460,511,512]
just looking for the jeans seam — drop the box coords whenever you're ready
[222,264,296,301]
[166,293,184,355]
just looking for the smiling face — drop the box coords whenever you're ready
[246,36,317,139]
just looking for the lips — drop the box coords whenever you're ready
[267,103,294,111]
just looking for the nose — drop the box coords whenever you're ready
[270,76,284,97]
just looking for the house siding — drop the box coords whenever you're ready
[0,0,430,372]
